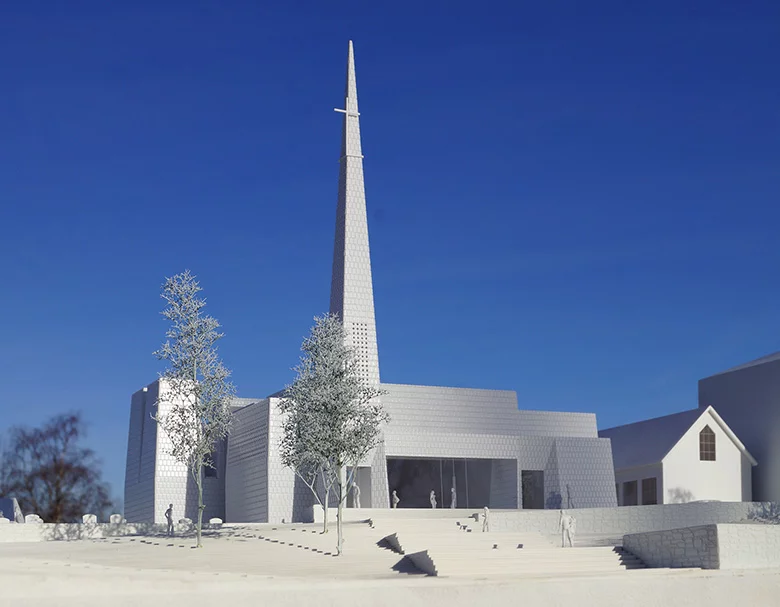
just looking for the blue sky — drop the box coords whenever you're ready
[1,1,778,502]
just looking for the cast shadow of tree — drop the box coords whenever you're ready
[38,522,245,542]
[666,488,695,504]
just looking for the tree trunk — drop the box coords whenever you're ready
[195,462,204,548]
[322,488,330,533]
[336,464,346,555]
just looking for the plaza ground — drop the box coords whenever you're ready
[1,522,779,607]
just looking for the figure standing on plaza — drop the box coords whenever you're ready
[559,509,575,547]
[482,506,490,532]
[392,490,400,509]
[352,482,361,509]
[450,486,457,509]
[430,490,437,509]
[165,504,174,537]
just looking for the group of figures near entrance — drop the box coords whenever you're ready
[425,487,460,509]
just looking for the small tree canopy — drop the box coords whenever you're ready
[152,270,234,547]
[278,313,389,549]
[0,413,113,522]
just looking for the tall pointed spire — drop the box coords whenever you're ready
[329,40,381,386]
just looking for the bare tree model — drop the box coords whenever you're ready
[0,413,112,522]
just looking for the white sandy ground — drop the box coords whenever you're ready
[1,524,779,607]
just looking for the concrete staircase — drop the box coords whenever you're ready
[407,545,646,577]
[367,514,647,577]
[198,522,420,578]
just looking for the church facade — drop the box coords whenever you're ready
[124,42,618,524]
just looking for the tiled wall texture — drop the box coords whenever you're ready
[220,383,619,523]
[489,460,518,509]
[624,524,780,569]
[329,41,381,390]
[125,379,239,523]
[380,383,617,514]
[623,525,720,568]
[124,382,159,523]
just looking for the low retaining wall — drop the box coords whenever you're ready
[717,524,780,569]
[0,521,197,543]
[312,502,779,538]
[623,524,780,570]
[623,525,719,569]
[490,501,779,536]
[312,507,475,524]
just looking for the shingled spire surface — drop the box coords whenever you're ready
[329,41,381,386]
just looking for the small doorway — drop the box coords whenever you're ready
[347,466,372,508]
[521,470,544,509]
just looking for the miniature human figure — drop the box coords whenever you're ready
[450,487,457,509]
[482,506,490,532]
[430,490,437,509]
[559,509,576,547]
[165,504,174,537]
[352,482,361,509]
[391,490,400,509]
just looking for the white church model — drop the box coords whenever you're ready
[124,42,624,524]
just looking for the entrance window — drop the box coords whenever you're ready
[521,470,544,509]
[641,477,657,505]
[386,457,496,509]
[699,426,716,461]
[623,480,638,506]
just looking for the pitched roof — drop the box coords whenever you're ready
[599,408,702,470]
[599,406,757,470]
[705,351,780,378]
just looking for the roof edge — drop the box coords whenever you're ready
[701,406,758,466]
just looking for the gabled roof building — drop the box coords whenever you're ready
[600,406,756,506]
[699,352,780,502]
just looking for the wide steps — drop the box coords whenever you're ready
[408,547,647,576]
[382,527,555,555]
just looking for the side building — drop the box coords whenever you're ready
[600,406,756,506]
[698,352,780,502]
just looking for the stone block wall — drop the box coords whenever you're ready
[624,523,780,570]
[623,525,719,568]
